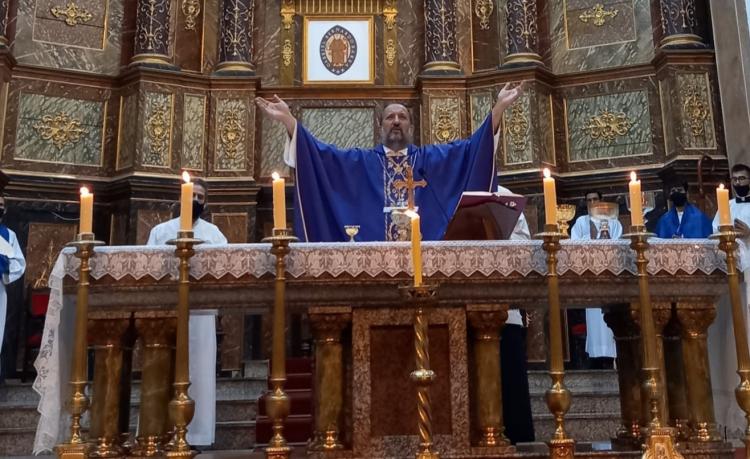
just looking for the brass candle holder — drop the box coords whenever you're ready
[165,230,203,459]
[262,228,298,459]
[624,225,682,459]
[711,225,750,455]
[400,283,439,459]
[536,223,574,459]
[55,232,104,459]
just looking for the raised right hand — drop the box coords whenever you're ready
[255,95,295,135]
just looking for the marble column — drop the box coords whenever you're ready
[132,0,173,66]
[87,313,133,458]
[0,0,9,46]
[662,314,690,440]
[504,0,543,66]
[308,307,351,451]
[467,304,510,447]
[216,0,256,73]
[422,0,461,73]
[132,314,176,456]
[604,308,644,446]
[676,301,721,442]
[659,0,704,47]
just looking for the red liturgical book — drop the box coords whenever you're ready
[443,191,527,240]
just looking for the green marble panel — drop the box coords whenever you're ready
[565,0,636,49]
[502,92,533,165]
[15,92,103,165]
[470,91,493,132]
[676,73,717,150]
[182,94,206,170]
[214,98,248,171]
[141,92,173,168]
[302,108,374,148]
[260,115,290,177]
[566,90,652,162]
[537,94,556,165]
[117,93,138,170]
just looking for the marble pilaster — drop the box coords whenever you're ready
[659,0,704,47]
[504,0,543,66]
[216,0,256,73]
[422,0,461,73]
[132,0,173,66]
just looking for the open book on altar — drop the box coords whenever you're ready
[443,191,527,240]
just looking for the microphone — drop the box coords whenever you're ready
[417,167,452,226]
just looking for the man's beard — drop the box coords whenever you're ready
[382,128,411,150]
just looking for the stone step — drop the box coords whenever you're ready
[527,370,619,393]
[0,427,37,456]
[533,412,622,442]
[530,391,621,415]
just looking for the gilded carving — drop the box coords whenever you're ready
[385,39,396,66]
[219,110,246,162]
[383,0,398,30]
[182,0,201,31]
[585,110,632,144]
[33,112,86,150]
[146,102,171,164]
[50,2,93,26]
[282,39,293,67]
[135,0,170,54]
[682,85,708,138]
[661,0,696,34]
[474,0,494,30]
[506,0,538,49]
[281,0,294,30]
[505,103,529,151]
[578,4,618,26]
[432,101,459,143]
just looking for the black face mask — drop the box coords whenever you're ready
[192,200,204,221]
[669,192,687,207]
[0,208,4,219]
[735,185,750,198]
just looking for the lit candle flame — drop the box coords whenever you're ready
[543,168,551,179]
[272,171,280,181]
[182,171,191,183]
[405,209,419,220]
[80,186,89,196]
[720,183,725,190]
[630,171,637,182]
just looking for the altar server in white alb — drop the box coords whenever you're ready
[147,177,227,446]
[570,191,622,366]
[0,193,25,373]
[709,163,750,437]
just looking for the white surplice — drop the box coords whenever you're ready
[0,226,26,367]
[147,217,227,446]
[570,215,623,358]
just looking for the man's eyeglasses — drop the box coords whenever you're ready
[732,176,750,183]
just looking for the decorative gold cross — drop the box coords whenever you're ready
[393,166,427,210]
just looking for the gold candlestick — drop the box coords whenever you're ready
[537,223,574,459]
[166,230,202,458]
[263,228,298,459]
[401,284,439,459]
[711,225,750,455]
[625,225,683,459]
[56,233,104,459]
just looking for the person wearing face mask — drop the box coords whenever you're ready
[147,177,227,447]
[655,182,712,238]
[0,193,25,378]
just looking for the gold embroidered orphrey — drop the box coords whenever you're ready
[50,2,94,26]
[578,3,618,27]
[393,166,427,210]
[33,112,87,150]
[585,109,632,144]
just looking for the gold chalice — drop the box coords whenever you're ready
[344,225,360,242]
[556,204,577,236]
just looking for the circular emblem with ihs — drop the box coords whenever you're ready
[319,25,357,75]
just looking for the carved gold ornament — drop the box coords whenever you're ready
[50,2,93,26]
[475,0,494,30]
[682,86,708,137]
[578,3,618,26]
[281,0,295,30]
[33,112,86,150]
[585,110,632,144]
[146,103,170,158]
[383,0,398,30]
[182,0,201,31]
[220,110,245,160]
[433,103,459,143]
[385,39,396,66]
[505,103,529,151]
[282,39,293,67]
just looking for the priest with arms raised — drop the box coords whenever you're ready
[255,83,525,242]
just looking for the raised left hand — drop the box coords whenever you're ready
[495,81,526,111]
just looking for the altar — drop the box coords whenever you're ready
[33,240,735,458]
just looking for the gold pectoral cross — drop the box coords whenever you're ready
[393,166,427,210]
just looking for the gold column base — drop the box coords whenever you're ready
[504,52,543,65]
[479,426,508,447]
[265,445,292,459]
[548,438,574,459]
[215,61,255,72]
[416,452,440,459]
[55,442,89,459]
[309,429,344,451]
[422,60,460,72]
[643,427,683,459]
[660,33,702,48]
[131,53,171,66]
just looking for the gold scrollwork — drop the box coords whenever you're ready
[383,0,398,30]
[182,0,201,31]
[585,110,632,144]
[506,103,529,151]
[433,102,459,143]
[281,0,295,30]
[475,0,494,30]
[220,111,246,160]
[385,39,396,66]
[146,103,170,160]
[578,3,618,26]
[282,39,293,67]
[33,112,86,150]
[50,2,93,26]
[682,86,708,137]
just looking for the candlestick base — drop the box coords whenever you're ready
[66,233,105,250]
[55,441,89,459]
[534,223,568,240]
[642,426,683,459]
[166,230,204,247]
[623,225,656,239]
[548,438,574,459]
